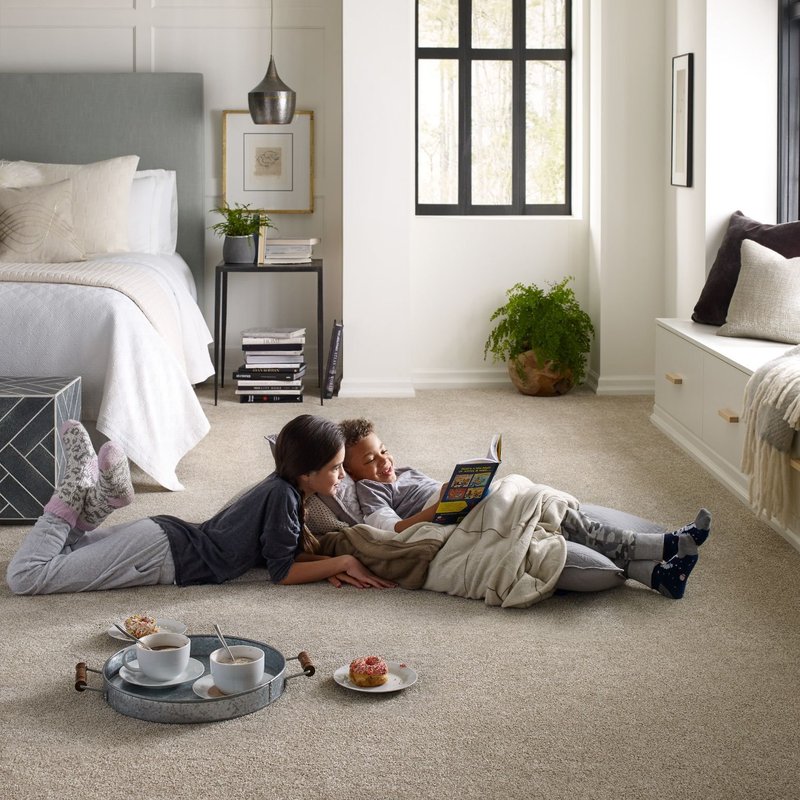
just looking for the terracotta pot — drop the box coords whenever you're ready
[507,351,574,396]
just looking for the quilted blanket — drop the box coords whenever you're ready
[319,475,577,608]
[0,260,186,370]
[742,344,800,525]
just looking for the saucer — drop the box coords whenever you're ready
[333,661,418,693]
[192,673,273,700]
[119,657,204,688]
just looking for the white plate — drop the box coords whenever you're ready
[333,661,418,693]
[118,657,205,688]
[191,673,274,700]
[107,617,188,640]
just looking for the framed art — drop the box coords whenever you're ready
[670,53,693,187]
[222,109,314,213]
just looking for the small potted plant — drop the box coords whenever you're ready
[210,202,275,264]
[484,276,595,396]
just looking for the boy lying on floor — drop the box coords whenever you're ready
[337,418,710,600]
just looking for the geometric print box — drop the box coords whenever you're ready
[0,376,81,521]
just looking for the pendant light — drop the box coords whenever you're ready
[248,0,296,125]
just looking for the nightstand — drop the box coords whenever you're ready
[213,260,324,406]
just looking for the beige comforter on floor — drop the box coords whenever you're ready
[318,475,576,608]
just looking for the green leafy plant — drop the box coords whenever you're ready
[484,276,595,386]
[209,203,275,237]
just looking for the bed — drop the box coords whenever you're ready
[0,73,214,491]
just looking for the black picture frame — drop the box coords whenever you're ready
[671,53,694,187]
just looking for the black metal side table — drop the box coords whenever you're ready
[213,260,324,406]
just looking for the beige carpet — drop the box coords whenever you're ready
[1,384,798,800]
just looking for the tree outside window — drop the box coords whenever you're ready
[416,0,572,216]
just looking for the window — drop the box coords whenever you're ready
[779,0,800,222]
[416,0,572,216]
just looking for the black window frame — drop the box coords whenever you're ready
[779,0,800,221]
[415,0,572,216]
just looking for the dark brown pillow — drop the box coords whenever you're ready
[692,211,800,325]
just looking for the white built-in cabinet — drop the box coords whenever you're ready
[651,319,800,552]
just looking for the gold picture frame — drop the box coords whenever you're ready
[222,109,314,214]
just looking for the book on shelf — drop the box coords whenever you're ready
[239,393,304,404]
[245,354,305,365]
[234,377,304,388]
[233,365,306,380]
[242,344,305,355]
[432,434,503,525]
[241,335,305,346]
[259,257,313,265]
[323,319,343,400]
[257,237,319,266]
[235,387,303,396]
[241,326,306,339]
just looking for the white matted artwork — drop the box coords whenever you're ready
[222,110,314,213]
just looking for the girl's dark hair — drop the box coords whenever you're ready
[274,414,344,486]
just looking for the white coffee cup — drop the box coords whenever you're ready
[122,632,191,681]
[210,645,265,695]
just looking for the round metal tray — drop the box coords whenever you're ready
[76,635,314,724]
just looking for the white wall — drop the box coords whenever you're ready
[664,0,777,317]
[0,0,342,378]
[0,0,780,396]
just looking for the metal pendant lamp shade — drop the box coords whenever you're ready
[249,1,296,125]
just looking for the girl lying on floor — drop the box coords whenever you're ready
[6,415,395,594]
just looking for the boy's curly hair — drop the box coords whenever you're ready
[339,417,374,448]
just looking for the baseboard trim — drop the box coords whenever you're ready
[337,378,416,398]
[592,371,654,395]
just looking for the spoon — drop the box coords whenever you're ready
[214,624,236,663]
[113,623,152,649]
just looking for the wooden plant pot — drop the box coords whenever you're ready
[508,351,574,396]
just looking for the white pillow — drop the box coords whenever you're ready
[130,169,178,254]
[128,173,158,252]
[0,180,85,263]
[717,239,800,344]
[0,155,139,255]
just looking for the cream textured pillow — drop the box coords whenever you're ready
[0,155,139,254]
[0,180,85,263]
[717,239,800,344]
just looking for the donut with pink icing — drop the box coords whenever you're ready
[349,655,389,687]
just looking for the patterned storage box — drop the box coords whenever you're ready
[0,377,82,522]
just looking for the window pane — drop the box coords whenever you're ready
[472,60,513,205]
[472,0,512,49]
[418,59,459,205]
[526,0,566,49]
[418,0,459,48]
[526,61,565,205]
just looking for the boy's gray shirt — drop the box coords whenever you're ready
[355,467,441,528]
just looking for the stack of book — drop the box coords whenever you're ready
[257,236,320,265]
[234,326,306,403]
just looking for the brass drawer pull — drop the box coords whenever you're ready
[665,372,683,385]
[718,408,739,423]
[791,459,800,473]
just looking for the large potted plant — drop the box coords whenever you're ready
[210,202,275,264]
[484,276,595,396]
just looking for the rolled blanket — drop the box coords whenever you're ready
[741,344,800,525]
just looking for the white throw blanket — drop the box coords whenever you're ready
[327,476,576,608]
[741,344,800,525]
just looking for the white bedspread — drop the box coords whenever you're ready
[0,252,214,490]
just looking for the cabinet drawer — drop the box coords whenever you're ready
[655,326,704,436]
[702,354,749,470]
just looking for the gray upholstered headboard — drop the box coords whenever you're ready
[0,72,205,302]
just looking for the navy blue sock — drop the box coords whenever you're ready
[662,509,712,560]
[651,553,699,599]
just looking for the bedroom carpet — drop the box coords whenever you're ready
[1,385,798,800]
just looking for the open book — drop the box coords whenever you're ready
[432,434,502,524]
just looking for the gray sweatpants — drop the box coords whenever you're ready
[6,513,176,595]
